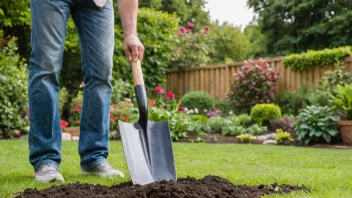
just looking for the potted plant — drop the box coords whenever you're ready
[330,83,352,145]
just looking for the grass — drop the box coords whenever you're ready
[1,140,352,198]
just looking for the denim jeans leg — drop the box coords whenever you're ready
[71,1,114,170]
[28,0,72,171]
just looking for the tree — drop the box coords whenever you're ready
[244,20,268,59]
[247,0,352,56]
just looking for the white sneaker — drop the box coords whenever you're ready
[81,161,124,178]
[35,164,65,183]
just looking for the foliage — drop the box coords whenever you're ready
[293,106,339,145]
[228,58,279,113]
[59,87,68,117]
[222,125,246,136]
[307,87,333,107]
[168,22,210,68]
[330,83,352,120]
[247,124,267,135]
[236,133,256,143]
[276,129,294,145]
[0,35,28,138]
[248,0,352,56]
[274,85,309,116]
[111,79,134,104]
[68,91,83,127]
[283,47,352,72]
[214,95,232,115]
[236,114,255,127]
[269,115,296,133]
[188,114,208,124]
[188,120,206,136]
[109,101,139,139]
[0,0,30,28]
[180,91,215,113]
[148,106,188,141]
[319,60,352,93]
[114,8,179,91]
[250,104,282,126]
[244,22,268,59]
[208,23,251,63]
[205,116,226,133]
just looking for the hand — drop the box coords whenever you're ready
[124,35,144,62]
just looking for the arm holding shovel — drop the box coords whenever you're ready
[118,0,145,62]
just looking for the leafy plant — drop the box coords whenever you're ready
[308,87,333,107]
[180,91,215,113]
[188,114,208,124]
[293,106,339,145]
[276,129,294,145]
[274,85,309,116]
[269,115,296,133]
[0,34,29,139]
[188,121,206,136]
[320,60,352,93]
[59,87,68,117]
[222,125,246,136]
[68,90,83,127]
[247,124,267,135]
[250,103,282,126]
[236,133,256,143]
[205,116,226,133]
[283,47,352,72]
[228,58,279,113]
[111,79,134,104]
[236,114,254,127]
[330,83,352,120]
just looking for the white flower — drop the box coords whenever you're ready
[203,109,208,112]
[229,111,233,115]
[194,108,199,114]
[184,108,188,112]
[189,109,194,114]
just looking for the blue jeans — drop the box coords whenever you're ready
[28,0,114,171]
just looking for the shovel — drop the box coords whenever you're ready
[118,60,176,185]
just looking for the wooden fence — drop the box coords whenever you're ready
[165,56,352,98]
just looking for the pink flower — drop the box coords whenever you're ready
[186,29,192,33]
[193,43,200,48]
[150,100,156,106]
[178,26,186,35]
[178,106,185,112]
[270,86,275,92]
[171,57,176,61]
[187,21,195,29]
[204,25,210,32]
[154,86,164,94]
[79,82,85,88]
[60,120,68,128]
[203,33,208,38]
[166,92,175,99]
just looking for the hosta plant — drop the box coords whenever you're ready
[228,58,279,113]
[293,106,339,145]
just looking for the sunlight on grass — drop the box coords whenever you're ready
[1,140,352,197]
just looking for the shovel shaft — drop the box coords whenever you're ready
[132,60,144,86]
[132,60,148,130]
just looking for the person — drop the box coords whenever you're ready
[28,0,144,183]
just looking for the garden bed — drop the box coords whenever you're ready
[15,175,309,198]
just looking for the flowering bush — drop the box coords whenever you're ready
[169,22,211,68]
[69,90,83,127]
[109,101,139,139]
[228,58,279,113]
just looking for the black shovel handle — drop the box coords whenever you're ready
[132,61,148,129]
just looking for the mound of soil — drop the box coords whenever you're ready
[16,175,309,198]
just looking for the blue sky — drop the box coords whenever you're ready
[205,0,255,28]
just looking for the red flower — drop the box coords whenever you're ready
[114,116,119,121]
[270,86,275,92]
[60,120,68,128]
[177,26,186,35]
[150,100,156,106]
[124,117,129,122]
[205,25,210,32]
[178,106,184,112]
[110,115,114,120]
[187,21,195,29]
[186,29,192,33]
[166,92,175,99]
[154,86,164,94]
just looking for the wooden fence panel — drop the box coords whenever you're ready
[166,56,352,98]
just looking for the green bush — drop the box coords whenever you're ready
[236,114,254,127]
[319,60,352,93]
[205,116,226,133]
[247,124,267,135]
[276,129,294,145]
[68,90,83,127]
[330,83,352,120]
[114,8,179,91]
[111,78,134,104]
[222,125,246,136]
[188,114,208,124]
[294,106,339,145]
[274,85,309,115]
[307,87,332,107]
[180,91,215,112]
[0,35,29,138]
[236,133,256,143]
[283,46,352,72]
[250,104,282,126]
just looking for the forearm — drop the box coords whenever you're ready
[118,0,138,37]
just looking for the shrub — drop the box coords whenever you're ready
[274,85,309,115]
[68,90,83,127]
[109,101,139,139]
[236,114,254,127]
[293,106,339,145]
[307,87,333,107]
[111,79,134,104]
[276,129,294,145]
[222,125,246,136]
[188,114,208,124]
[269,115,296,133]
[236,133,256,143]
[247,124,267,135]
[320,61,352,93]
[250,104,282,126]
[228,58,279,113]
[205,116,226,133]
[0,35,29,139]
[283,46,352,72]
[180,91,215,113]
[330,83,352,120]
[168,22,211,69]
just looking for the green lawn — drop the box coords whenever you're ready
[1,140,352,198]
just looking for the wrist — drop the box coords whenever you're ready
[124,32,138,38]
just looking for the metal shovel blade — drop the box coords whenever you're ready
[119,120,176,185]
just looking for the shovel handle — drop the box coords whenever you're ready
[132,60,144,86]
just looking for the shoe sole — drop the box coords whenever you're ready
[35,175,65,183]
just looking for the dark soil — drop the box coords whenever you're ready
[15,175,310,198]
